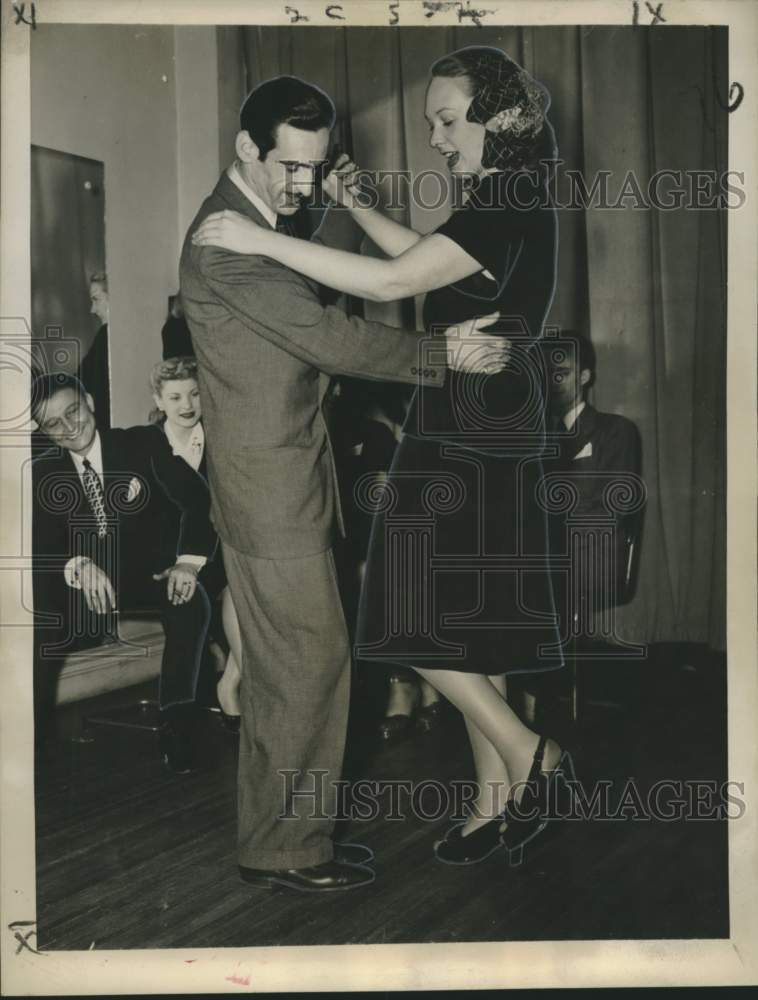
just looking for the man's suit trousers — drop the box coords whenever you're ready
[222,542,352,870]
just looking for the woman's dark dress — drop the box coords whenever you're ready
[355,172,563,675]
[156,422,227,600]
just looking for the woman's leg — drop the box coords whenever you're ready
[462,714,511,834]
[217,587,242,716]
[414,667,561,813]
[458,675,510,834]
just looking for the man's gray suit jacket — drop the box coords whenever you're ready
[180,172,445,560]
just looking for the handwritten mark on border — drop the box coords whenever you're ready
[284,6,309,23]
[8,921,45,956]
[12,2,36,28]
[423,1,495,27]
[632,1,666,25]
[720,81,744,113]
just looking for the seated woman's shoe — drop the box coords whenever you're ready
[433,814,507,865]
[218,707,240,734]
[499,734,576,866]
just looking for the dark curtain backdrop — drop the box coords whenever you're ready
[233,25,727,649]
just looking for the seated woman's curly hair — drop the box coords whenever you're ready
[149,355,198,424]
[431,46,556,174]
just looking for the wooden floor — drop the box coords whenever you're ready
[34,644,729,950]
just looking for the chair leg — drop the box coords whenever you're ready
[569,630,579,725]
[84,698,162,733]
[570,655,579,724]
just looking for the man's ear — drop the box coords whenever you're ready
[579,368,592,387]
[84,392,96,413]
[235,129,260,163]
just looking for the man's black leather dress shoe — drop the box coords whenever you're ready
[239,860,374,892]
[334,842,374,864]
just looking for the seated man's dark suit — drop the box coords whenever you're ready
[32,423,217,710]
[545,403,642,628]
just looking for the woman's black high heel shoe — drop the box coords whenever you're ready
[499,734,576,866]
[433,813,508,865]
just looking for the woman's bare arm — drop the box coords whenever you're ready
[192,212,482,302]
[346,203,422,257]
[323,153,421,258]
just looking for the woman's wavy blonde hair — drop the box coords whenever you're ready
[148,355,198,424]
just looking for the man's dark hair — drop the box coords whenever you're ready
[31,371,87,423]
[239,75,336,161]
[544,329,596,378]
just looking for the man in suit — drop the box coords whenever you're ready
[543,329,641,560]
[160,293,194,360]
[521,331,642,720]
[31,372,216,772]
[79,272,111,428]
[180,76,504,893]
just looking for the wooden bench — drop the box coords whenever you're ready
[56,616,165,704]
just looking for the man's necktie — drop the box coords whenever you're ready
[82,459,108,537]
[548,414,570,467]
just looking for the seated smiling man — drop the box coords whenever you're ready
[31,371,217,772]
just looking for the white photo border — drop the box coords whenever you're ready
[1,0,756,993]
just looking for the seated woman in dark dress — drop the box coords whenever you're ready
[192,47,571,866]
[149,356,242,724]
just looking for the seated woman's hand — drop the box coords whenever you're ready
[192,209,270,255]
[322,153,365,209]
[154,562,199,605]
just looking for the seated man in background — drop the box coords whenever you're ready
[79,271,111,428]
[545,329,641,521]
[160,293,194,360]
[521,330,642,721]
[31,372,216,772]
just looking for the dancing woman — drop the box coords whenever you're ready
[193,47,572,865]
